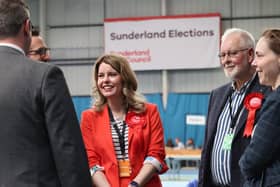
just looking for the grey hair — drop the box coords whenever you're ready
[222,28,255,49]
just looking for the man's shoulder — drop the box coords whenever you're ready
[211,82,231,94]
[25,59,63,77]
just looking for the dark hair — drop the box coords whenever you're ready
[261,29,280,55]
[31,26,40,36]
[166,138,174,147]
[0,0,30,38]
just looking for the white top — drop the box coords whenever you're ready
[0,43,25,55]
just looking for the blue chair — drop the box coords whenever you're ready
[186,179,198,187]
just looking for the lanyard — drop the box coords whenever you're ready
[228,78,256,130]
[108,107,126,159]
[228,90,244,130]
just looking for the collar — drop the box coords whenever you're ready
[231,73,257,95]
[0,43,25,55]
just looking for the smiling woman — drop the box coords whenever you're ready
[92,54,141,112]
[80,53,168,187]
[97,62,123,104]
[239,28,280,187]
[252,29,280,89]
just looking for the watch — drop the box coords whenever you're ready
[89,165,104,176]
[129,181,140,187]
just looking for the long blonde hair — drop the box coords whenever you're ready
[91,53,146,113]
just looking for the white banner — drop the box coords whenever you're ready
[104,13,221,71]
[186,115,206,126]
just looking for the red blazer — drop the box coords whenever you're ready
[81,103,168,187]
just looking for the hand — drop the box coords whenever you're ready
[92,171,111,187]
[128,180,140,187]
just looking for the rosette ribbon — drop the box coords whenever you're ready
[125,111,146,129]
[125,111,146,155]
[243,92,264,137]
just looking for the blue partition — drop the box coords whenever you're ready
[72,96,92,122]
[165,93,209,148]
[72,93,210,147]
[144,93,165,118]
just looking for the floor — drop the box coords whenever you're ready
[160,167,198,187]
[163,181,189,187]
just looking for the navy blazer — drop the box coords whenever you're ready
[198,75,271,187]
[0,47,92,187]
[239,86,280,187]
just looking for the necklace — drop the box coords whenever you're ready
[110,104,128,121]
[114,114,125,121]
[112,111,125,121]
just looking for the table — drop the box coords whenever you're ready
[165,148,201,176]
[165,148,201,160]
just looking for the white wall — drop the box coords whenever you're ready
[27,0,280,95]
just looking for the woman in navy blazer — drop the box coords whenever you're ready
[239,29,280,186]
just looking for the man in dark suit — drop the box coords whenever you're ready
[0,0,92,186]
[198,28,271,187]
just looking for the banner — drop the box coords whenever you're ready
[104,13,221,70]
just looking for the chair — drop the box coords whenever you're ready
[186,179,198,187]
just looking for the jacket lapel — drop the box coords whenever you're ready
[208,85,233,140]
[99,105,118,164]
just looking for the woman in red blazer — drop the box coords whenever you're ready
[81,54,168,187]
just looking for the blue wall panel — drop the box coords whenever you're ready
[72,93,209,148]
[165,93,209,148]
[72,96,91,122]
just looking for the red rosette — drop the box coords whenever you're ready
[243,92,264,137]
[125,111,146,128]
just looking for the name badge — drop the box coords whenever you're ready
[222,133,234,150]
[118,160,131,177]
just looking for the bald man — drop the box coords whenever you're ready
[28,34,50,62]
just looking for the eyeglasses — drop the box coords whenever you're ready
[218,48,249,60]
[28,47,50,56]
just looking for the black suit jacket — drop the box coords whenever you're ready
[0,46,92,187]
[198,75,271,187]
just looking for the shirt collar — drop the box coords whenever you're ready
[231,73,256,95]
[0,43,25,55]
